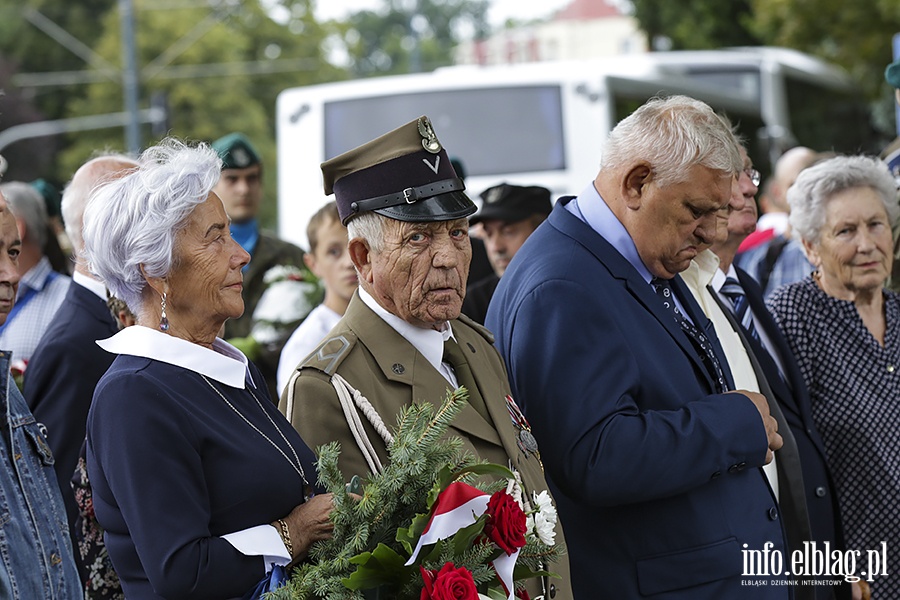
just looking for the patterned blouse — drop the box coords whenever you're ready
[768,276,900,596]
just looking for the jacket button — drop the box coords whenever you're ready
[815,486,827,498]
[549,583,557,598]
[711,471,721,480]
[768,507,778,520]
[728,463,741,474]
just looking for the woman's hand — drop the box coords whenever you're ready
[282,493,336,563]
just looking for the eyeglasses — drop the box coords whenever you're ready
[744,168,761,187]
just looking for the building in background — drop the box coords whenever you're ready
[455,0,646,66]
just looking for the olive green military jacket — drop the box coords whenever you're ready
[224,231,307,340]
[279,292,572,600]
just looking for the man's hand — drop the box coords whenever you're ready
[728,390,783,464]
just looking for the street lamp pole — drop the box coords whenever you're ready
[119,0,141,154]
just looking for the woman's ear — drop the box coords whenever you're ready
[140,264,167,297]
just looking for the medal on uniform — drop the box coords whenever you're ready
[505,395,540,459]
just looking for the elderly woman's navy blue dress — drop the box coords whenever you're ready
[86,326,319,599]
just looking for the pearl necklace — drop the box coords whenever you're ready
[201,374,309,489]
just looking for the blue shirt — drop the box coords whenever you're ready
[736,236,814,300]
[0,349,81,599]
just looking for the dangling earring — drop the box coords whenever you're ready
[159,292,169,331]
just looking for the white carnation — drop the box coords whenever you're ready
[529,490,558,546]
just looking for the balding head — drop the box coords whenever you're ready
[62,155,137,274]
[766,146,819,213]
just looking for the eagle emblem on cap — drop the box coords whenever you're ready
[417,117,442,154]
[232,147,251,168]
[484,185,506,204]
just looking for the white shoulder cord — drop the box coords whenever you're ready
[331,373,393,475]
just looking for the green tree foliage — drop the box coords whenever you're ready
[1,0,343,228]
[337,0,490,77]
[629,0,762,51]
[750,0,900,102]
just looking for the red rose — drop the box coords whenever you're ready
[420,563,479,600]
[482,491,527,556]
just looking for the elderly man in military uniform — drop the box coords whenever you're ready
[279,116,571,600]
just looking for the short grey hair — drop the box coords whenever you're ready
[0,181,48,250]
[346,211,386,254]
[788,155,899,244]
[601,95,742,187]
[62,154,137,254]
[82,138,222,312]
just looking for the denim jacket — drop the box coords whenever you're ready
[0,350,82,598]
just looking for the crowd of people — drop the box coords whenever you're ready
[1,60,900,600]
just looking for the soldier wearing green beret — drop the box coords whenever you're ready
[211,133,317,397]
[279,116,572,600]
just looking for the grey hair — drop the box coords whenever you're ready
[788,155,900,244]
[346,211,386,254]
[601,95,742,186]
[62,154,137,254]
[82,138,222,312]
[0,181,48,250]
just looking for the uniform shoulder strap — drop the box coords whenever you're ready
[299,332,359,375]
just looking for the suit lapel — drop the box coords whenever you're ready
[343,296,502,446]
[548,206,719,391]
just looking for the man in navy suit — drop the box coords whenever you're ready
[487,95,788,599]
[24,155,137,576]
[709,145,851,600]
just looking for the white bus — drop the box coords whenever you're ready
[276,47,874,248]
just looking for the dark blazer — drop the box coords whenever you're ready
[487,198,788,599]
[736,268,846,582]
[24,281,119,535]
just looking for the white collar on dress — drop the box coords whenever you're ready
[358,288,453,374]
[96,325,252,389]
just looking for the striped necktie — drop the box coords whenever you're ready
[720,276,760,342]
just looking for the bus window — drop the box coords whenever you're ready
[323,86,566,176]
[785,76,877,154]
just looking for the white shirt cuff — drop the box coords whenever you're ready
[221,524,290,572]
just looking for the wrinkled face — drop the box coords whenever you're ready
[0,193,21,324]
[308,217,357,302]
[213,164,262,224]
[628,164,734,278]
[728,147,760,239]
[166,193,250,330]
[363,218,471,329]
[480,217,540,276]
[805,186,893,298]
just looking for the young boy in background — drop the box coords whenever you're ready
[276,201,358,395]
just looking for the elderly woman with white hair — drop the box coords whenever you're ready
[767,154,900,597]
[82,138,335,599]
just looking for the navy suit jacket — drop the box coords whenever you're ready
[736,269,845,553]
[24,281,119,533]
[487,198,788,599]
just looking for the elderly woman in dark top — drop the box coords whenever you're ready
[767,154,900,597]
[82,138,334,599]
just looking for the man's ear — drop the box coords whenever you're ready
[622,163,652,211]
[348,238,374,285]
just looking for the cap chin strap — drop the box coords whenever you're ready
[349,177,465,217]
